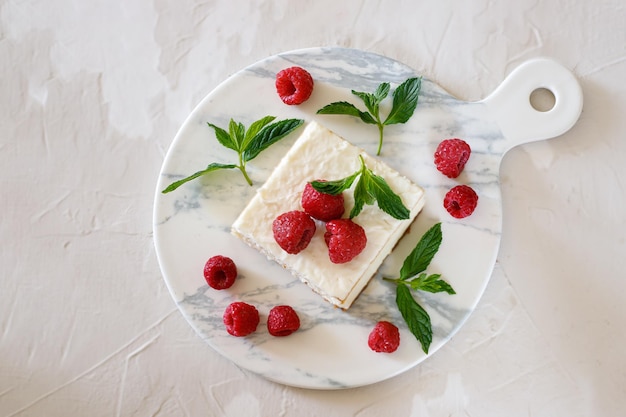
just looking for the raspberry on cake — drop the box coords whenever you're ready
[272,210,316,254]
[324,219,367,264]
[301,181,345,221]
[231,121,426,310]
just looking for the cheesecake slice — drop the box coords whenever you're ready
[231,121,425,309]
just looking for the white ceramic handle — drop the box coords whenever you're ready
[481,57,583,155]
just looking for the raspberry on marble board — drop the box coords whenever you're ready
[443,185,478,218]
[368,321,400,353]
[267,305,301,337]
[275,66,314,105]
[434,138,471,178]
[223,301,260,337]
[204,255,237,290]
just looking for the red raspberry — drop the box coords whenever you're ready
[204,255,237,290]
[324,219,367,264]
[301,181,345,221]
[272,210,316,254]
[368,321,400,353]
[223,301,259,337]
[444,185,478,218]
[267,305,301,337]
[275,66,314,105]
[434,138,471,178]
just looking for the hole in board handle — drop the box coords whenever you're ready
[530,88,556,112]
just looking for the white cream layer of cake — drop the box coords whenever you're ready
[231,121,425,309]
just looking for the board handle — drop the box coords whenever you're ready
[481,58,583,154]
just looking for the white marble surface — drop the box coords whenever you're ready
[1,0,625,415]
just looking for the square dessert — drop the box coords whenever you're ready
[231,121,425,309]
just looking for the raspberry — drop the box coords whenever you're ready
[434,138,471,178]
[301,181,345,221]
[204,255,237,290]
[272,210,316,254]
[324,219,367,264]
[267,305,301,337]
[275,66,314,105]
[223,301,259,337]
[368,321,400,353]
[444,185,478,218]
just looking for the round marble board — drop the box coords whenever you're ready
[153,47,582,389]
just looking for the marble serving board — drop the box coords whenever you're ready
[153,47,582,389]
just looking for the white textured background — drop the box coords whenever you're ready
[1,0,625,416]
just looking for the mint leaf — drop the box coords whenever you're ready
[208,122,237,151]
[350,91,377,115]
[162,116,303,193]
[310,172,359,195]
[317,101,376,124]
[161,163,237,193]
[374,82,391,103]
[404,273,456,295]
[384,77,422,125]
[242,118,303,162]
[399,222,442,279]
[311,155,410,220]
[352,82,389,118]
[418,275,456,295]
[367,171,410,220]
[242,115,276,150]
[396,284,432,354]
[229,119,246,150]
[317,77,421,155]
[382,223,455,354]
[350,174,373,218]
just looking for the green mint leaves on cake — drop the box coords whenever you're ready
[383,222,455,354]
[162,117,303,193]
[316,77,422,155]
[310,155,410,220]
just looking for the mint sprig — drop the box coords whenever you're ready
[383,222,455,354]
[310,155,410,220]
[162,117,303,193]
[316,77,422,155]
